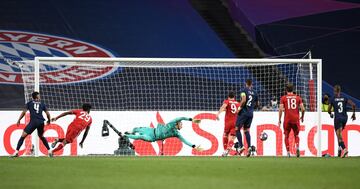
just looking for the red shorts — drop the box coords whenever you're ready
[65,124,83,143]
[224,121,236,136]
[283,120,300,136]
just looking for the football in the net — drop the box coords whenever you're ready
[259,132,268,141]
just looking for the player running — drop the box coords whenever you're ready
[235,79,258,157]
[125,117,203,151]
[328,85,356,158]
[51,104,92,154]
[216,91,240,156]
[12,92,53,157]
[278,83,305,158]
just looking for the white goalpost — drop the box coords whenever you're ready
[19,57,322,157]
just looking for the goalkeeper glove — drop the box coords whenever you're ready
[192,145,204,152]
[192,119,201,124]
[351,113,356,121]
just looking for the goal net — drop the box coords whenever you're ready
[18,57,322,157]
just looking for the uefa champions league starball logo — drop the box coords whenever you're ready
[0,30,117,84]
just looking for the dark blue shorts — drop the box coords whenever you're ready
[334,117,348,131]
[24,120,44,135]
[236,114,253,129]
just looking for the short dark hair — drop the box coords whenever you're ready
[246,79,252,87]
[334,85,341,93]
[286,83,294,92]
[32,91,40,99]
[228,91,235,98]
[82,103,92,112]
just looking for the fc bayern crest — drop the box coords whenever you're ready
[0,30,117,84]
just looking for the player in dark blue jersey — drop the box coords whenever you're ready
[328,85,356,158]
[11,92,53,157]
[235,79,258,157]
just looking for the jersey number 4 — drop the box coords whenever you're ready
[33,104,40,114]
[79,112,91,122]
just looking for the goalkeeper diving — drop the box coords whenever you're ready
[124,117,203,151]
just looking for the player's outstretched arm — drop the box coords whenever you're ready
[278,104,284,127]
[16,107,27,126]
[51,111,73,122]
[216,103,227,120]
[299,103,305,122]
[177,134,203,151]
[168,117,193,125]
[45,110,51,125]
[348,99,356,121]
[328,103,334,118]
[79,126,90,148]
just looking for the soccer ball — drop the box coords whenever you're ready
[259,132,268,141]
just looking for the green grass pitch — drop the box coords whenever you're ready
[0,156,359,189]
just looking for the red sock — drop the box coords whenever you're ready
[53,143,64,153]
[223,136,228,150]
[284,134,290,152]
[295,135,300,148]
[228,139,234,149]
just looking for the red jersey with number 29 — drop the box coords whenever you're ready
[281,94,303,123]
[224,99,240,123]
[70,109,92,130]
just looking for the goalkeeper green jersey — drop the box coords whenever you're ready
[154,117,194,147]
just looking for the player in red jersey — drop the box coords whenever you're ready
[51,104,92,154]
[278,84,305,158]
[216,91,240,156]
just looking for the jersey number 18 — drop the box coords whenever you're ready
[287,98,297,109]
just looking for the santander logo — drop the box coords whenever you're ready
[0,30,117,84]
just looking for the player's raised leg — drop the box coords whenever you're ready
[235,122,245,155]
[125,127,156,142]
[51,138,65,148]
[12,131,30,157]
[52,139,71,153]
[221,128,236,156]
[37,123,53,157]
[12,121,36,157]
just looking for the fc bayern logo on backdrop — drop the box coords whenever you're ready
[0,30,117,84]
